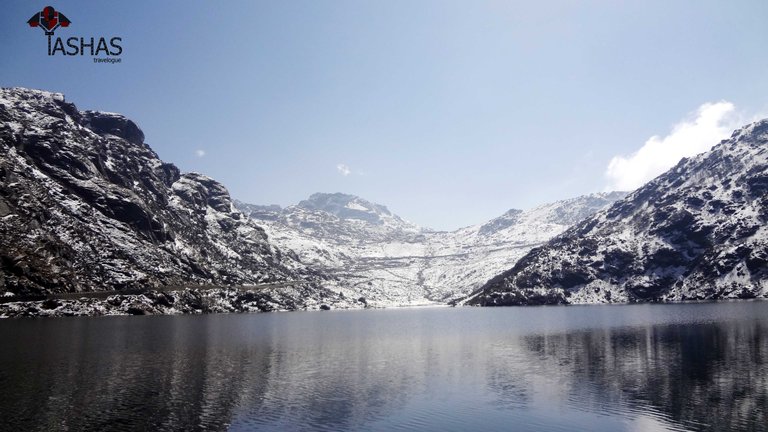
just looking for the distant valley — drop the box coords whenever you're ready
[236,192,626,307]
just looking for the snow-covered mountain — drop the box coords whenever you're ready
[237,192,626,306]
[298,192,420,232]
[239,193,420,244]
[0,87,342,309]
[466,119,768,306]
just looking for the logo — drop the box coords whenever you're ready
[27,6,71,36]
[26,5,123,63]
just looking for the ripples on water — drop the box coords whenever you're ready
[0,302,766,431]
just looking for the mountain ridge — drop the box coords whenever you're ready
[0,87,350,314]
[466,119,768,306]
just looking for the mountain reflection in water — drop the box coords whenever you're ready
[0,302,766,431]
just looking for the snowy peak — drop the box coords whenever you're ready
[471,192,628,241]
[478,209,523,235]
[523,191,628,226]
[297,192,418,231]
[234,201,282,221]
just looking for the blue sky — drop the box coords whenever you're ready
[2,1,767,229]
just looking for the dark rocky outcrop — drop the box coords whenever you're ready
[80,111,144,145]
[0,87,333,302]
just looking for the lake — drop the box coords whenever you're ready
[1,302,767,431]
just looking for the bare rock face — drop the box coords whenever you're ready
[0,87,317,298]
[80,111,144,145]
[467,120,768,306]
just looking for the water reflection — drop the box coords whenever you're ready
[0,316,271,431]
[511,322,768,431]
[0,304,766,431]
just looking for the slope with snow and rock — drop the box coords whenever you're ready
[466,119,768,306]
[237,192,626,306]
[0,87,347,313]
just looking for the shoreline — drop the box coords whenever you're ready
[0,285,365,319]
[2,288,766,319]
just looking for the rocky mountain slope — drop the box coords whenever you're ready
[237,192,625,306]
[467,119,768,306]
[0,87,345,311]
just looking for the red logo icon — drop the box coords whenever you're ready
[28,6,71,36]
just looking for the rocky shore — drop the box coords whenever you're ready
[0,285,364,318]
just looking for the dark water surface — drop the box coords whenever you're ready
[1,302,767,431]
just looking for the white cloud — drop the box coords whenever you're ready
[605,101,740,191]
[336,163,351,176]
[195,149,206,158]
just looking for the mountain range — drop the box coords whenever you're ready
[1,86,766,316]
[236,191,626,306]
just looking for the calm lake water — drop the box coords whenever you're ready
[1,302,767,431]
